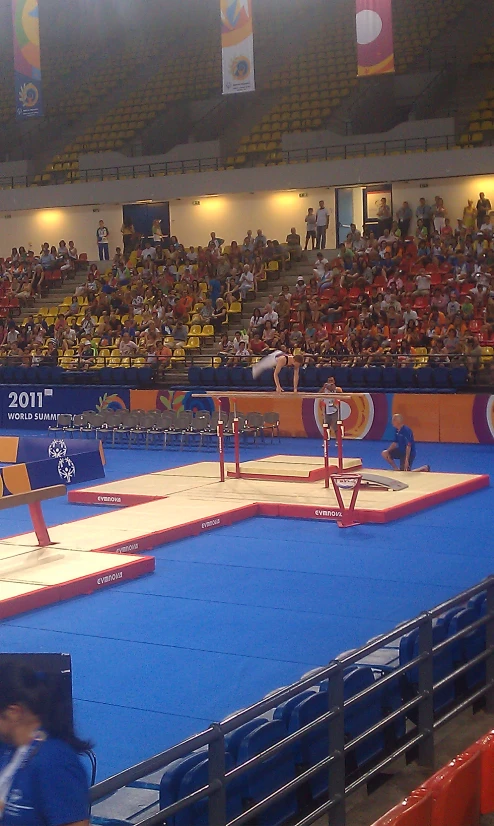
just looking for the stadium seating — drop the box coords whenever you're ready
[188,364,468,392]
[233,0,469,166]
[151,582,491,823]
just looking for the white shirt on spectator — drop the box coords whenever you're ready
[316,207,329,227]
[402,309,418,324]
[313,257,328,276]
[415,274,431,291]
[262,310,279,326]
[142,246,157,260]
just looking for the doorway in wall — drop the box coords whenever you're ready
[335,187,364,245]
[122,202,170,243]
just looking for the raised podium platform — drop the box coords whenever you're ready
[226,455,362,482]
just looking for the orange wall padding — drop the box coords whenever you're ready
[392,395,441,443]
[438,395,479,444]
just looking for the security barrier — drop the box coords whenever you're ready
[89,576,494,826]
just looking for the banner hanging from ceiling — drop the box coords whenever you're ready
[356,0,395,77]
[12,0,44,118]
[221,0,255,95]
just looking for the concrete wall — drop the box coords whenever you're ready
[0,150,492,258]
[392,174,494,233]
[169,188,336,249]
[0,160,33,178]
[0,204,123,260]
[282,118,456,151]
[0,144,491,215]
[79,141,221,171]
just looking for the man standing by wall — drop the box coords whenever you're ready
[315,200,330,250]
[96,220,110,261]
[396,201,413,238]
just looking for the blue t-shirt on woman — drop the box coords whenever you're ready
[0,738,89,825]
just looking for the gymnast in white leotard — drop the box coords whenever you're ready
[251,350,304,392]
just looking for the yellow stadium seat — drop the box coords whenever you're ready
[227,302,242,316]
[200,325,215,339]
[171,347,186,364]
[184,336,200,350]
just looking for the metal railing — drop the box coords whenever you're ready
[0,132,492,192]
[89,576,494,826]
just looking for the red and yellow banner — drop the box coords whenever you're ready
[221,0,255,94]
[356,0,395,77]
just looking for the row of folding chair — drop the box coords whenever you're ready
[50,409,281,449]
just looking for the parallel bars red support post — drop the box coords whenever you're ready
[323,423,330,488]
[217,400,225,483]
[233,400,241,479]
[337,418,344,471]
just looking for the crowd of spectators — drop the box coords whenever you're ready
[0,241,79,308]
[0,192,493,384]
[0,228,287,373]
[214,193,494,384]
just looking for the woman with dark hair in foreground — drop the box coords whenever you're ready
[0,663,90,825]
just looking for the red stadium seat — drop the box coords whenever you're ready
[474,732,494,814]
[369,790,433,825]
[420,750,481,826]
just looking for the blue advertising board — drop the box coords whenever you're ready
[1,387,130,430]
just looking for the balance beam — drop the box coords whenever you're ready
[0,485,66,546]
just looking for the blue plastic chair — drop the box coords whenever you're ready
[317,366,334,385]
[467,592,486,617]
[432,366,449,388]
[364,367,383,388]
[214,366,229,388]
[287,691,331,799]
[449,607,486,692]
[450,366,468,389]
[273,689,319,728]
[259,368,275,388]
[244,367,256,386]
[175,754,241,826]
[334,366,349,387]
[229,365,245,387]
[188,366,202,386]
[349,366,365,387]
[382,367,398,388]
[342,666,385,769]
[400,624,455,715]
[397,367,415,388]
[300,365,318,389]
[124,367,138,386]
[224,717,268,762]
[415,367,433,388]
[159,749,208,821]
[279,366,293,389]
[236,720,297,826]
[201,366,216,388]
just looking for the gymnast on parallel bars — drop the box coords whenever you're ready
[251,350,305,393]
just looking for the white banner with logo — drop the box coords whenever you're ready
[221,0,255,95]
